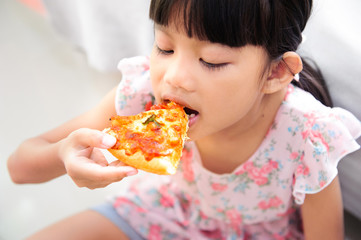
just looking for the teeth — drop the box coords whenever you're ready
[189,113,196,118]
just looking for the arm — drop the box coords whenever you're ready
[301,176,344,240]
[7,87,138,188]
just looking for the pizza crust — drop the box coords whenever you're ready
[107,148,179,175]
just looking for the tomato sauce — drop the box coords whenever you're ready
[109,101,186,161]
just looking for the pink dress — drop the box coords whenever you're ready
[110,56,361,239]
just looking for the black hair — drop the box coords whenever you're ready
[149,0,333,107]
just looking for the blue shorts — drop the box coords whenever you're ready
[91,202,144,240]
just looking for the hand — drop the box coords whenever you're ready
[59,128,138,189]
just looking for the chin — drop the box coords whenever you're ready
[185,128,209,142]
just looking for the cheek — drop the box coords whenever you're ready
[212,76,260,104]
[205,77,262,118]
[149,49,165,90]
[150,77,161,104]
[149,62,162,103]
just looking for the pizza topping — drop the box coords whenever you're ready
[123,131,169,161]
[106,101,188,171]
[143,114,162,128]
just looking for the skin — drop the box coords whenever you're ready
[151,24,299,173]
[7,22,343,240]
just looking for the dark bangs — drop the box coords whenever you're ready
[149,0,332,107]
[149,0,270,48]
[150,0,309,59]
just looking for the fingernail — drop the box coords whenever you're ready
[102,134,117,147]
[126,170,138,177]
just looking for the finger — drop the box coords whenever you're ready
[70,128,117,150]
[98,164,138,179]
[71,161,138,188]
[90,148,109,167]
[101,134,117,149]
[108,160,127,167]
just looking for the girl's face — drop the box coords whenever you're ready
[150,24,270,141]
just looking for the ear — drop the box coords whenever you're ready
[262,52,303,94]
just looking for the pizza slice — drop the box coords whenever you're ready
[104,101,188,175]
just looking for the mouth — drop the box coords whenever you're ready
[183,106,199,128]
[184,107,199,119]
[162,98,199,125]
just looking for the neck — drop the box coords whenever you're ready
[195,88,286,174]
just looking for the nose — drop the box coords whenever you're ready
[163,55,196,92]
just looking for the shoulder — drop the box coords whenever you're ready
[115,56,155,116]
[279,85,361,141]
[117,56,150,76]
[279,85,361,204]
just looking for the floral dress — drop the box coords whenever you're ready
[110,56,361,240]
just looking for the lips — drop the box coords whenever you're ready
[184,107,199,127]
[161,97,199,127]
[184,107,199,118]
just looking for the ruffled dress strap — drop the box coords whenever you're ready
[286,86,361,204]
[115,56,154,115]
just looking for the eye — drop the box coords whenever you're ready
[156,45,174,55]
[199,58,228,71]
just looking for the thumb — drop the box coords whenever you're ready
[69,128,117,150]
[100,133,117,149]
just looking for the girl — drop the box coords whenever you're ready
[8,0,361,239]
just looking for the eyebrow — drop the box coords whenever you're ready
[154,24,173,36]
[155,22,189,37]
[154,25,169,38]
[154,23,164,30]
[155,23,241,58]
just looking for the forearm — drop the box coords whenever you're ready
[7,137,66,184]
[7,88,134,188]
